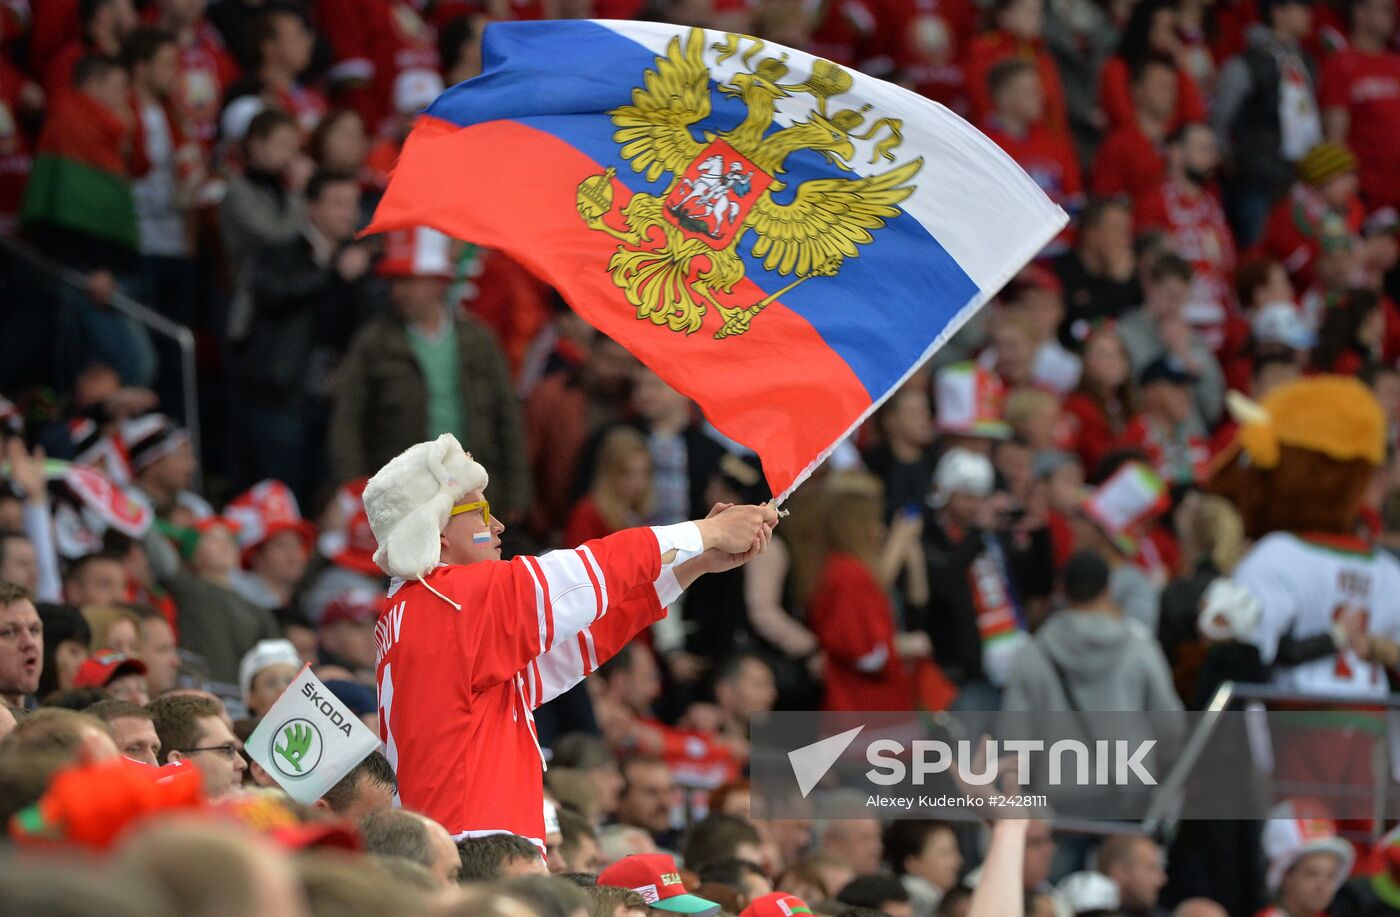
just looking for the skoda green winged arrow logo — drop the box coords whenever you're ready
[271,718,323,778]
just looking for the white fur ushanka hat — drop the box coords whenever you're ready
[362,434,488,582]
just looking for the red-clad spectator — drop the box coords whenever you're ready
[314,0,439,137]
[1099,0,1208,133]
[1256,141,1366,290]
[1119,356,1211,486]
[1320,0,1400,210]
[799,473,926,712]
[1313,289,1385,374]
[808,0,882,69]
[0,54,40,236]
[965,0,1069,134]
[565,427,654,547]
[1089,58,1175,204]
[28,0,82,77]
[982,60,1082,255]
[365,67,442,189]
[221,4,327,138]
[876,0,979,116]
[1137,123,1241,353]
[43,0,138,98]
[149,0,241,148]
[1064,325,1137,479]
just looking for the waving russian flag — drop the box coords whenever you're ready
[368,20,1067,501]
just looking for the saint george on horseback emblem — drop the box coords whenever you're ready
[575,28,923,339]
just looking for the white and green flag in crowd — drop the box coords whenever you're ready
[247,665,381,805]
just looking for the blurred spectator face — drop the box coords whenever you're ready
[1045,461,1086,512]
[821,818,882,874]
[881,387,935,449]
[1254,357,1302,397]
[84,65,131,114]
[285,621,318,663]
[110,714,161,765]
[0,597,42,702]
[96,0,139,43]
[1148,6,1179,52]
[993,320,1036,387]
[307,180,362,244]
[263,12,314,76]
[906,824,963,892]
[192,526,240,580]
[769,819,813,866]
[247,123,301,174]
[1081,204,1133,264]
[1022,820,1056,888]
[1314,244,1356,292]
[1354,0,1397,38]
[1180,124,1220,184]
[105,618,141,656]
[1320,171,1361,211]
[254,530,311,586]
[390,276,451,324]
[157,0,207,30]
[1083,331,1131,392]
[1132,61,1178,123]
[617,644,663,712]
[716,657,778,719]
[1252,262,1295,308]
[320,619,377,671]
[248,662,298,716]
[996,70,1046,125]
[317,111,369,173]
[632,368,691,425]
[421,817,464,885]
[1107,838,1167,909]
[1272,0,1314,39]
[1279,852,1344,915]
[0,534,38,592]
[1144,379,1194,426]
[942,491,986,529]
[142,440,196,497]
[67,558,126,606]
[617,760,676,834]
[108,672,150,705]
[587,760,626,816]
[586,338,637,397]
[1020,288,1063,341]
[139,617,181,694]
[1144,272,1190,318]
[995,440,1034,500]
[171,714,246,800]
[998,0,1044,38]
[141,42,181,98]
[564,833,605,872]
[1364,232,1400,276]
[51,637,88,692]
[0,494,20,533]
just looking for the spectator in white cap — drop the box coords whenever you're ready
[923,447,1037,710]
[1260,800,1354,917]
[1252,302,1317,355]
[366,430,776,855]
[239,638,302,717]
[329,227,531,521]
[1058,870,1122,916]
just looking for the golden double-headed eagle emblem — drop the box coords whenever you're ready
[576,28,923,339]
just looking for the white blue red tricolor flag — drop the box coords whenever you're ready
[369,21,1067,500]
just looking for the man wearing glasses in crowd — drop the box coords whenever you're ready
[149,694,248,801]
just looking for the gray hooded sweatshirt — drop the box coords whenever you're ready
[1003,610,1183,714]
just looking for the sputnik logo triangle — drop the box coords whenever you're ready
[788,725,865,798]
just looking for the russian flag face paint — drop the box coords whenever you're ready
[473,531,493,545]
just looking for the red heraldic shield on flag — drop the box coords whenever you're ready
[663,139,772,249]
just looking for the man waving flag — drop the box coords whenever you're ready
[368,21,1067,500]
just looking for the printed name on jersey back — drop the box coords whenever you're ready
[375,599,406,665]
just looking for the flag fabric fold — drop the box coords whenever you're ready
[369,20,1067,500]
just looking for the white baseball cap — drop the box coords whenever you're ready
[931,448,994,507]
[1263,799,1355,895]
[1252,302,1315,351]
[394,68,445,115]
[1057,871,1120,914]
[238,639,302,701]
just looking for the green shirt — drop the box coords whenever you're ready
[406,318,466,443]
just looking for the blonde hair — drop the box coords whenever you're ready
[1184,494,1246,574]
[787,472,885,607]
[590,427,653,530]
[1004,387,1058,431]
[81,605,142,653]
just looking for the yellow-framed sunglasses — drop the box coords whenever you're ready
[450,500,492,526]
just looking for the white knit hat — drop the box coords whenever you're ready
[931,448,994,507]
[238,639,302,701]
[363,434,488,583]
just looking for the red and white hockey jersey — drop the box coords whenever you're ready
[375,524,699,848]
[1236,532,1400,700]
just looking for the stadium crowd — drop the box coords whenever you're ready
[1,0,1400,914]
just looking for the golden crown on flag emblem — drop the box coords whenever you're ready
[575,28,923,340]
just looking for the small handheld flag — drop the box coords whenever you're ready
[246,666,381,805]
[369,21,1067,501]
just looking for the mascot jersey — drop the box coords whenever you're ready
[1236,532,1400,699]
[375,524,700,849]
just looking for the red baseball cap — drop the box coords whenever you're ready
[320,589,382,629]
[72,650,148,689]
[598,854,721,916]
[740,893,815,917]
